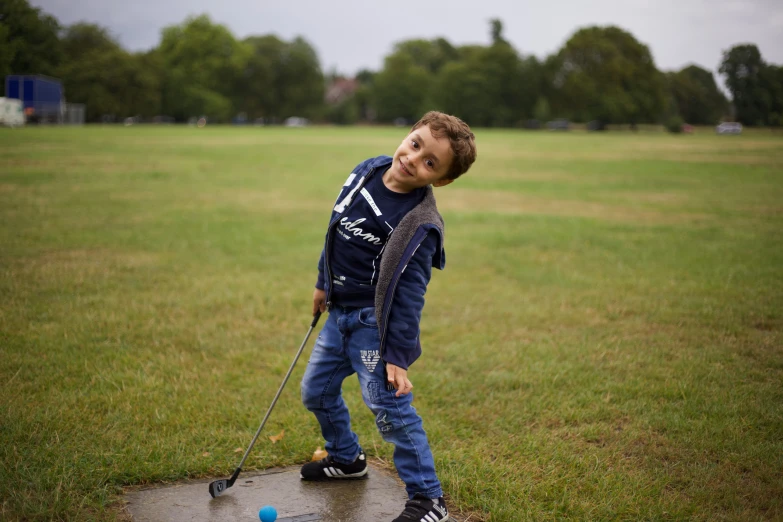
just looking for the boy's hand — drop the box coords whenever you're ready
[386,363,413,397]
[313,288,327,316]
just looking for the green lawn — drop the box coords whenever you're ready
[1,125,782,521]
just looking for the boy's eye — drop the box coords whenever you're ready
[426,160,434,168]
[411,140,419,149]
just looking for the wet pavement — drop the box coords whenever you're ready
[125,464,460,522]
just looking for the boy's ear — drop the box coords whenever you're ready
[433,177,454,188]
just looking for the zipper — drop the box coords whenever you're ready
[324,167,375,308]
[378,227,429,357]
[379,227,428,391]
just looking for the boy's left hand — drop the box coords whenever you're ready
[386,363,413,397]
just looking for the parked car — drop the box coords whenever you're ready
[716,122,742,135]
[547,118,570,131]
[0,97,25,127]
[285,116,309,127]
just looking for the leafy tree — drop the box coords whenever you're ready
[158,14,243,121]
[7,4,781,130]
[480,42,526,126]
[56,52,120,121]
[540,54,566,117]
[387,22,538,127]
[276,36,324,120]
[237,34,323,121]
[479,20,532,125]
[352,69,376,121]
[667,65,728,124]
[456,45,486,63]
[128,50,163,117]
[719,44,783,126]
[59,21,121,57]
[372,37,463,122]
[392,38,459,75]
[0,0,62,94]
[56,23,155,121]
[517,56,545,120]
[490,19,507,46]
[355,69,375,85]
[552,26,666,123]
[434,54,495,126]
[372,51,429,122]
[432,41,532,125]
[0,21,12,81]
[719,44,766,125]
[761,64,783,126]
[239,35,285,120]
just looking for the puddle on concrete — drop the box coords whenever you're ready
[124,464,460,522]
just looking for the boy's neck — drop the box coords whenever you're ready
[382,170,416,194]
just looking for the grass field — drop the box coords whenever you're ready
[1,125,782,521]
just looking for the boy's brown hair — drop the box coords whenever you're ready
[411,111,477,181]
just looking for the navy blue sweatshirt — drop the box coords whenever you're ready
[324,169,424,307]
[315,156,446,370]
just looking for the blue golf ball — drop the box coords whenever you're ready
[258,505,277,522]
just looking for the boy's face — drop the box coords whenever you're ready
[385,124,454,193]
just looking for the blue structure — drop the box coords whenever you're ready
[5,75,64,122]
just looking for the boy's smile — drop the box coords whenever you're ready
[384,124,454,193]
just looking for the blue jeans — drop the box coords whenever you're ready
[300,305,443,499]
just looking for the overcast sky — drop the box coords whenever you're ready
[30,0,783,89]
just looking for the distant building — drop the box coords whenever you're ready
[325,78,359,105]
[4,74,84,124]
[5,75,63,123]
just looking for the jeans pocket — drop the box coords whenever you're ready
[357,306,378,328]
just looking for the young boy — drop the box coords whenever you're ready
[300,111,477,522]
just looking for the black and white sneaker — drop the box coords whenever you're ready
[392,493,449,522]
[300,450,368,480]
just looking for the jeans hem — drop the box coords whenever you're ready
[411,487,444,500]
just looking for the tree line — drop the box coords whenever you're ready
[1,0,781,127]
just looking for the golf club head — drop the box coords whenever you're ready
[208,478,229,498]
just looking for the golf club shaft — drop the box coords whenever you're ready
[235,311,322,472]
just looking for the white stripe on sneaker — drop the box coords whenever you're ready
[320,464,367,479]
[424,507,447,522]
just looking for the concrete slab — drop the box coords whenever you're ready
[124,464,460,522]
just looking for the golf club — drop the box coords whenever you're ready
[209,310,322,498]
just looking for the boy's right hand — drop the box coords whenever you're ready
[313,288,327,316]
